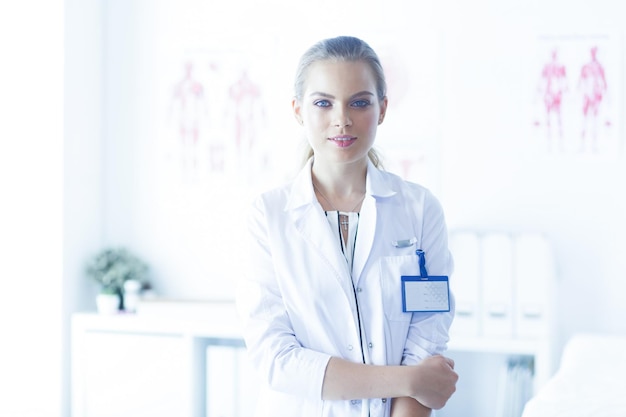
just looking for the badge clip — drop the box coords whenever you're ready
[392,237,417,248]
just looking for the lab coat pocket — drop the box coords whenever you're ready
[379,255,420,322]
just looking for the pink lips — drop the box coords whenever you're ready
[329,135,357,148]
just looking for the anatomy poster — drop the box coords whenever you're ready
[531,34,622,155]
[161,51,274,186]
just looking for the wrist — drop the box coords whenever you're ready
[400,363,422,398]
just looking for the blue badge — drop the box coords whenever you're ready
[401,275,450,312]
[401,249,450,312]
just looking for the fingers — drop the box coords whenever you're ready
[445,356,455,369]
[430,354,455,369]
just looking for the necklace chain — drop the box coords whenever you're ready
[313,182,365,213]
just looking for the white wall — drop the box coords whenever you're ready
[0,2,64,417]
[64,1,106,415]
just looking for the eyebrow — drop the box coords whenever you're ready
[308,91,375,100]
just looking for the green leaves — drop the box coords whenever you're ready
[85,247,148,293]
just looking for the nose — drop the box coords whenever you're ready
[333,108,352,127]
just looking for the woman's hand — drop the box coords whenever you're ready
[407,355,458,410]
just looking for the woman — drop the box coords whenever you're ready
[237,35,457,417]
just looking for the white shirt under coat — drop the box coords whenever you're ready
[236,158,455,417]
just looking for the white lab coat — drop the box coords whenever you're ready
[236,158,454,417]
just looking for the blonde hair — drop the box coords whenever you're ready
[294,36,386,169]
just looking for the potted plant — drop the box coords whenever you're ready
[85,247,149,314]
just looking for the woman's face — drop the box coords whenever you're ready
[293,60,387,167]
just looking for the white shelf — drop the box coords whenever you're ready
[72,301,242,339]
[448,337,551,356]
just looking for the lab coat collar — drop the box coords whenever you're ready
[284,157,397,290]
[284,157,396,211]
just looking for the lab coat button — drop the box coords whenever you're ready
[368,342,373,348]
[357,287,363,292]
[347,344,353,351]
[382,398,387,403]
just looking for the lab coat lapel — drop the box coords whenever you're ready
[351,195,375,285]
[292,205,352,280]
[285,160,355,302]
[352,161,397,284]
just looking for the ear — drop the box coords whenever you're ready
[292,98,303,125]
[378,96,388,125]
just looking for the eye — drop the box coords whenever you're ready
[314,99,331,108]
[351,99,371,108]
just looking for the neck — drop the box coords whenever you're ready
[311,157,367,197]
[311,158,367,213]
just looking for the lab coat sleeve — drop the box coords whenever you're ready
[236,195,331,401]
[401,190,455,365]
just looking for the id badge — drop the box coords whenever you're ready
[401,275,451,312]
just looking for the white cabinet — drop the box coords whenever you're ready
[77,332,190,417]
[71,303,248,417]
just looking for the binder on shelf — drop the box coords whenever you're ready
[513,234,555,339]
[495,357,534,417]
[448,231,482,338]
[481,233,514,338]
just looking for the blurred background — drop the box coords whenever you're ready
[1,0,624,416]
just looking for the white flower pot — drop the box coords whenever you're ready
[123,279,141,313]
[96,293,120,315]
